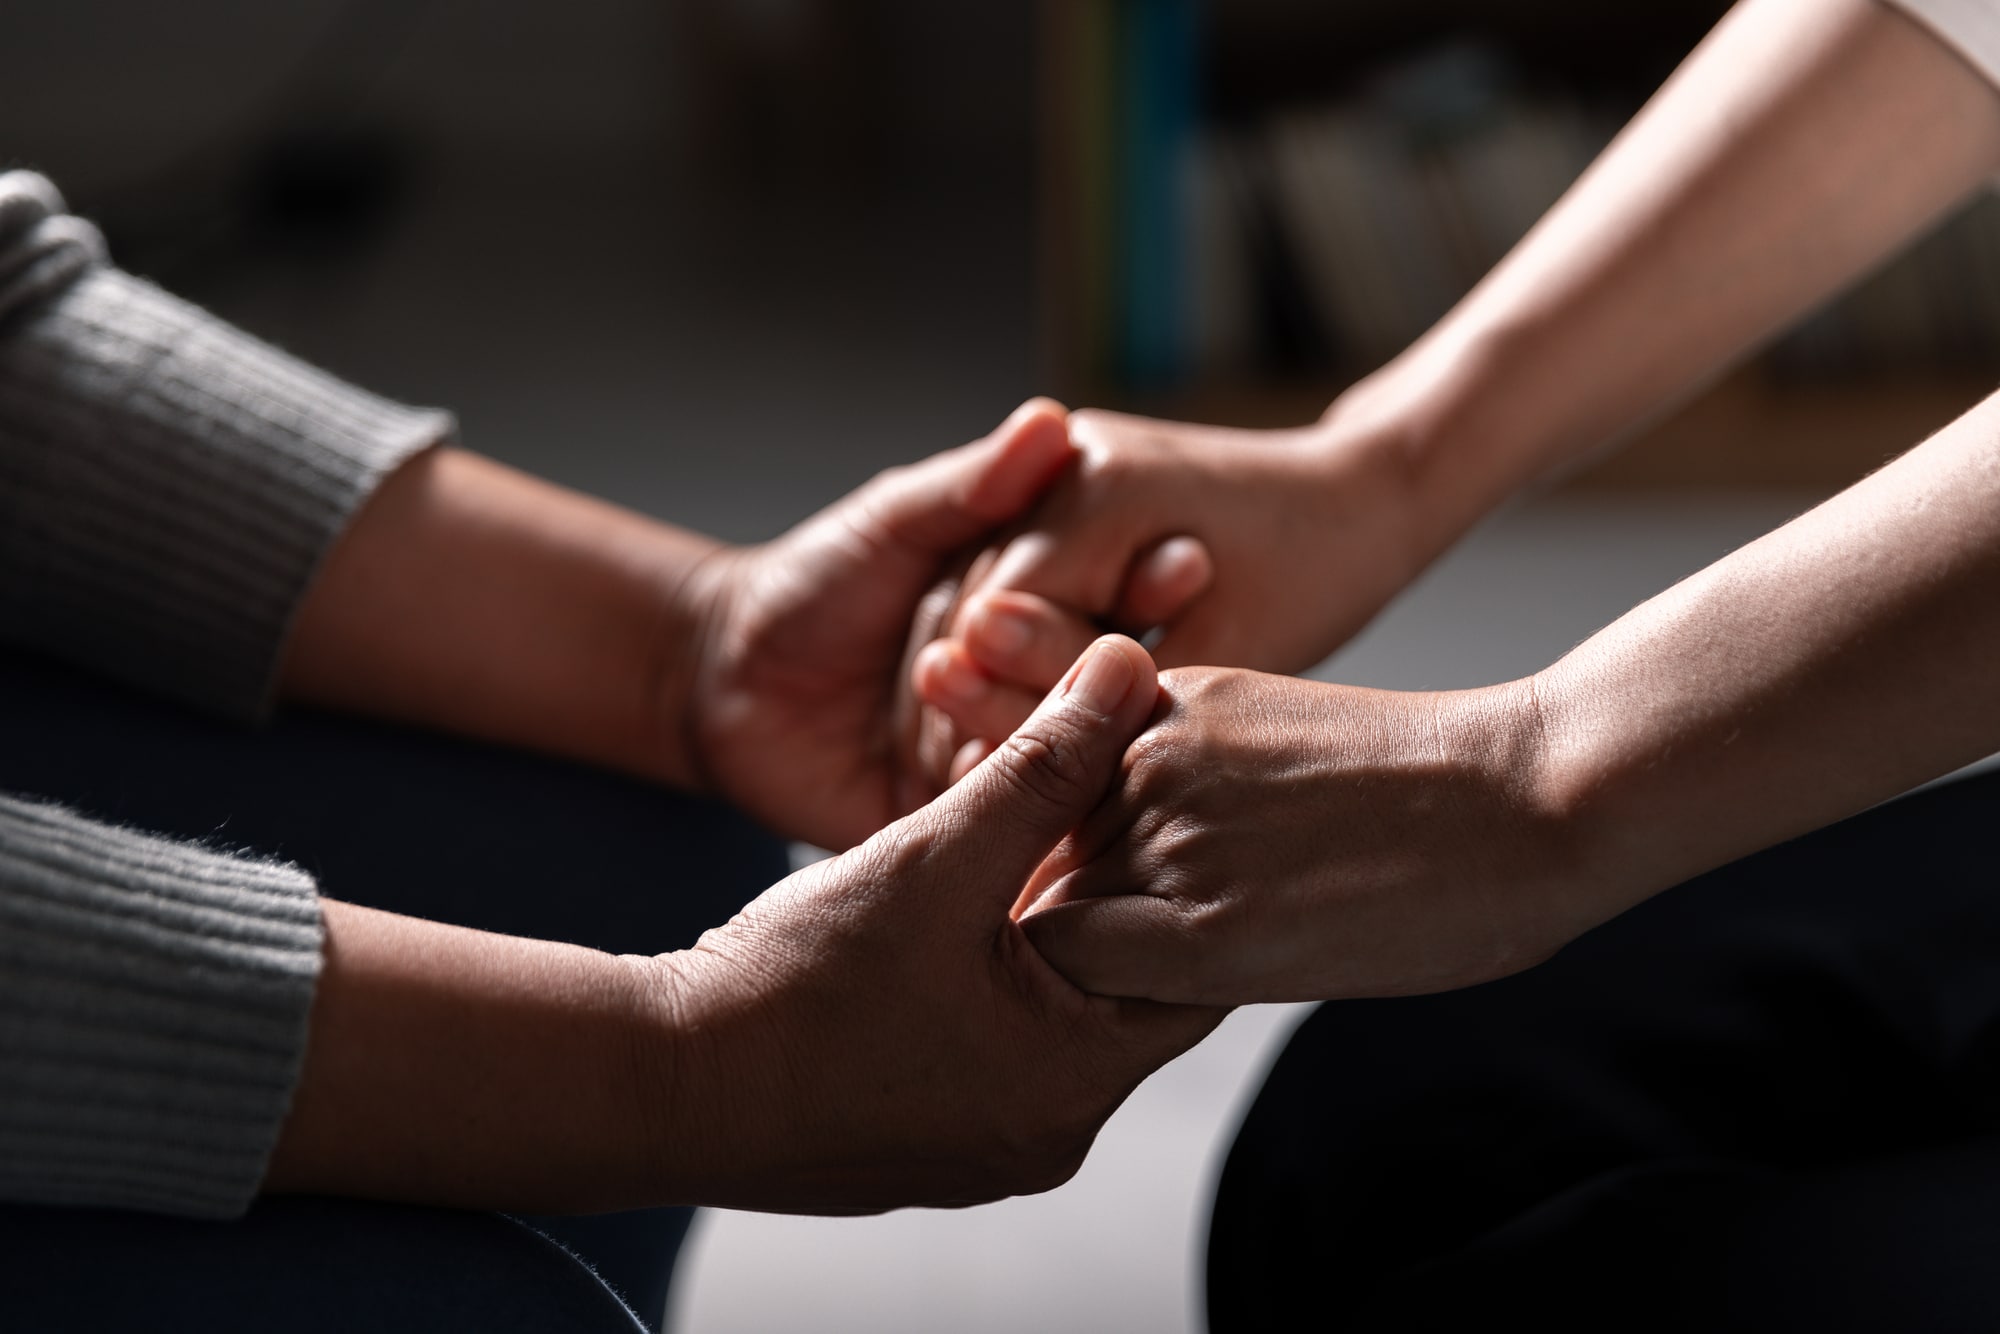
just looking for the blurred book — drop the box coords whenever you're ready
[1052,28,2000,393]
[1247,43,1610,374]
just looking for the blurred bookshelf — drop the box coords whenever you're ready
[1036,0,2000,493]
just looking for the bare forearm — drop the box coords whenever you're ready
[1531,389,2000,932]
[281,448,722,788]
[265,646,1213,1213]
[263,900,684,1212]
[1353,0,2000,549]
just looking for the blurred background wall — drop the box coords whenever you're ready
[8,0,1991,521]
[1,0,1042,540]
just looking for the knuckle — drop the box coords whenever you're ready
[996,724,1101,810]
[1067,407,1115,441]
[849,817,951,896]
[1066,412,1142,479]
[1069,406,1145,439]
[1080,445,1133,481]
[1158,664,1227,700]
[1154,671,1247,741]
[869,459,915,490]
[1180,882,1242,936]
[1121,725,1180,778]
[1143,814,1207,868]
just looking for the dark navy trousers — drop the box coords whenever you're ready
[1210,766,2000,1333]
[0,649,788,1331]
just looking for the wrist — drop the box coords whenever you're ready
[640,539,742,793]
[1503,661,1700,942]
[1433,676,1609,961]
[1318,321,1559,565]
[608,948,740,1204]
[616,940,835,1209]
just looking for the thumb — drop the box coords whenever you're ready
[920,634,1158,910]
[855,398,1075,557]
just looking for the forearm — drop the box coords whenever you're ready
[1528,388,2000,933]
[1010,394,2000,1003]
[268,645,1212,1213]
[263,899,687,1212]
[1346,0,2000,553]
[281,447,724,789]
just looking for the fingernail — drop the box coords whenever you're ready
[933,656,989,705]
[973,603,1033,661]
[1064,642,1133,715]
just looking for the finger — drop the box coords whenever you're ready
[1016,775,1147,914]
[855,399,1075,557]
[1011,794,1137,921]
[948,738,991,785]
[963,406,1189,619]
[1021,894,1211,1004]
[980,523,1128,623]
[891,572,976,813]
[1145,595,1245,672]
[912,639,1048,747]
[896,543,1011,802]
[917,634,1159,909]
[1111,535,1213,634]
[959,591,1102,694]
[940,544,1005,640]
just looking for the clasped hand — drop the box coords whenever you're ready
[909,401,1594,1007]
[637,402,1234,1210]
[662,390,1576,1209]
[645,634,1221,1210]
[905,400,1433,782]
[1015,666,1581,1004]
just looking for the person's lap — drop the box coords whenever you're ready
[0,648,789,1331]
[1208,767,2000,1333]
[1,1197,657,1333]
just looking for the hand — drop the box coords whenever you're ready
[637,635,1224,1212]
[909,397,1439,778]
[1013,666,1585,1006]
[266,635,1220,1216]
[683,400,1077,850]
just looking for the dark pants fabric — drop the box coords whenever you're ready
[1208,767,2000,1333]
[0,649,789,1331]
[0,1198,664,1333]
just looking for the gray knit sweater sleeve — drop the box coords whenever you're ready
[0,170,453,1218]
[0,171,454,717]
[0,796,323,1217]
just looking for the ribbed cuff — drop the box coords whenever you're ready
[0,796,323,1218]
[0,173,105,320]
[0,267,454,719]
